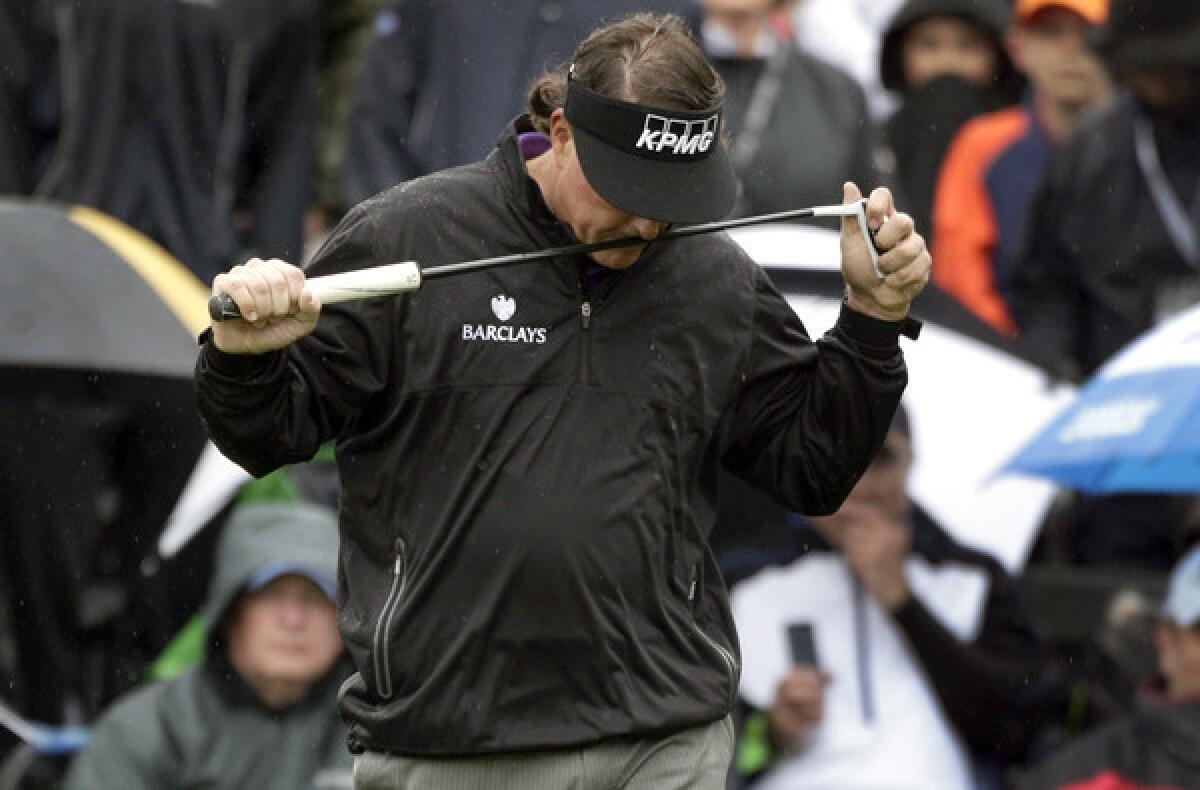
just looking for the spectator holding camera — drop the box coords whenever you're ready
[731,406,1053,788]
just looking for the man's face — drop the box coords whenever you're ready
[549,114,666,270]
[811,428,913,545]
[226,574,342,695]
[1156,619,1200,702]
[1011,8,1110,108]
[901,16,1000,89]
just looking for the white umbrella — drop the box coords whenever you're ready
[729,225,1073,572]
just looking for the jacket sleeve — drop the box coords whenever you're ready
[239,5,320,263]
[194,202,399,477]
[931,117,1017,334]
[720,269,907,516]
[891,560,1052,763]
[342,0,433,205]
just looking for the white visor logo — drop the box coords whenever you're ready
[635,114,718,156]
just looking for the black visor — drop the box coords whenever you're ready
[563,74,737,224]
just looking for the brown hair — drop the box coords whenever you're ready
[527,13,724,134]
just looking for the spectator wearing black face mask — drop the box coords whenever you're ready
[878,0,1024,237]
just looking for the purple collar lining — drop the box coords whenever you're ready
[518,131,552,161]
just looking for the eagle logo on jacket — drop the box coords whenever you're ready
[491,295,516,322]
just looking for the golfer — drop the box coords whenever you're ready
[196,13,930,789]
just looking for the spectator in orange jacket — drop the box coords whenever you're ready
[931,0,1111,334]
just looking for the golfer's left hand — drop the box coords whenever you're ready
[840,182,930,321]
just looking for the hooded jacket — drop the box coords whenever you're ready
[879,0,1017,95]
[64,503,352,790]
[879,0,1022,237]
[195,117,910,756]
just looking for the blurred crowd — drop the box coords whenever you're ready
[1,0,1198,788]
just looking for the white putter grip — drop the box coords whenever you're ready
[811,199,883,280]
[208,262,423,321]
[304,262,423,306]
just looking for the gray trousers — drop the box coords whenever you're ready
[352,715,734,790]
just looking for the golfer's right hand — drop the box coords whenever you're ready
[210,258,321,354]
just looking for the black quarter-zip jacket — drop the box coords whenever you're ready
[194,116,909,756]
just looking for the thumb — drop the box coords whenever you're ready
[841,181,862,240]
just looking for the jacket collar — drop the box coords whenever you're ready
[491,116,576,248]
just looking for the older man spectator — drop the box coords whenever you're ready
[64,502,351,790]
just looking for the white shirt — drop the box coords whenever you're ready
[732,551,989,790]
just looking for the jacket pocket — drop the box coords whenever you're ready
[687,565,739,709]
[371,537,408,700]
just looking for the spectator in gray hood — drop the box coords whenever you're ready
[64,502,351,790]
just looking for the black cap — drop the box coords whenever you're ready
[1090,0,1200,76]
[563,72,737,223]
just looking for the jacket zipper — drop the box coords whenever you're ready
[578,267,592,383]
[687,566,739,708]
[372,538,408,700]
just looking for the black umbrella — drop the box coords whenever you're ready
[0,200,209,374]
[0,200,211,735]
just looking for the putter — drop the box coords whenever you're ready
[209,199,884,322]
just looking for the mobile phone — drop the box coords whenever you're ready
[787,622,819,668]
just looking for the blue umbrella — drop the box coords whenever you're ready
[1001,303,1200,493]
